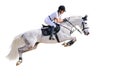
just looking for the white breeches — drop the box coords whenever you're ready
[44,17,56,27]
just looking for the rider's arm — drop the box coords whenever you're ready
[54,18,63,23]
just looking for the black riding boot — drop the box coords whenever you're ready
[49,26,55,40]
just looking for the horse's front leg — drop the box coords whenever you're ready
[66,39,76,46]
[62,36,76,47]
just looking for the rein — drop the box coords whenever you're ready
[65,19,82,34]
[60,24,73,34]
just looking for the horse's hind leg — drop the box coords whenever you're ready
[16,45,31,66]
[16,40,39,66]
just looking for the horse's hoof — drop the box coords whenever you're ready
[62,43,68,47]
[16,60,22,66]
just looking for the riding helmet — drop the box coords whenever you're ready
[58,5,66,12]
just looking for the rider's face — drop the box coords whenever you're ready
[60,10,64,14]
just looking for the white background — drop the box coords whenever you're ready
[0,0,120,80]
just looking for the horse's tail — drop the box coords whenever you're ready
[6,34,25,60]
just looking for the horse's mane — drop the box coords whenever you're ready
[65,16,82,20]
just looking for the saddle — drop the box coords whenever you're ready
[41,24,60,36]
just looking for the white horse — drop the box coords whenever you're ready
[7,15,89,66]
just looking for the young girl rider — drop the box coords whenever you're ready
[44,5,67,40]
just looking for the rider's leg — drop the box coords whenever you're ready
[49,26,55,40]
[44,18,56,40]
[45,18,56,40]
[49,22,56,40]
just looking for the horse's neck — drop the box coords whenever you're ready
[62,16,82,27]
[68,16,82,24]
[60,25,71,34]
[67,16,83,29]
[60,22,73,29]
[60,16,83,33]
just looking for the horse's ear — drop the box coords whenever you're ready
[82,15,88,21]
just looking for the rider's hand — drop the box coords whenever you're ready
[63,18,67,22]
